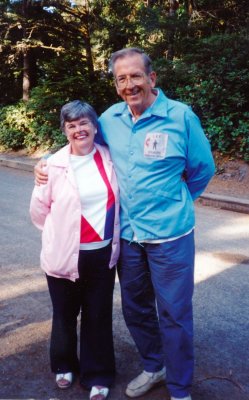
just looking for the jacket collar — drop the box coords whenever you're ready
[48,143,112,167]
[48,144,71,167]
[111,88,169,120]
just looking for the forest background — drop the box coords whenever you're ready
[0,0,248,162]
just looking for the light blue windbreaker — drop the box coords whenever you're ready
[99,89,215,241]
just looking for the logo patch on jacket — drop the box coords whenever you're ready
[144,133,168,159]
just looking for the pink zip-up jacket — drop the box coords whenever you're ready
[30,143,120,282]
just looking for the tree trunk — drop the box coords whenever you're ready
[22,0,29,101]
[84,24,94,76]
[166,0,179,60]
[82,0,94,76]
[22,47,30,102]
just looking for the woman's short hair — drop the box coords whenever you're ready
[60,100,98,132]
[108,47,153,75]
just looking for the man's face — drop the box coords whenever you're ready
[113,53,156,118]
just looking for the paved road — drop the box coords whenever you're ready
[0,166,249,400]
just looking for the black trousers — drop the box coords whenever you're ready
[46,244,116,389]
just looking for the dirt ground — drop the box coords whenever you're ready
[205,154,249,200]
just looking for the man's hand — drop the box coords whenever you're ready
[34,159,48,185]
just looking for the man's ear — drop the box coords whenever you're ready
[149,71,157,87]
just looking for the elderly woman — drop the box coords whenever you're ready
[30,100,120,400]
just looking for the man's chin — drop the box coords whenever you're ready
[128,102,144,116]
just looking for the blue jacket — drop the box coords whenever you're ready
[99,89,215,241]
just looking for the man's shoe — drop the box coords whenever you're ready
[89,386,109,400]
[125,367,166,398]
[171,396,192,400]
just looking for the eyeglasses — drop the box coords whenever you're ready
[115,73,147,88]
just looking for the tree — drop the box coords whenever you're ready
[166,0,179,60]
[0,0,99,103]
[0,0,248,159]
[0,0,65,103]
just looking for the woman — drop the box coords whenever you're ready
[30,100,120,400]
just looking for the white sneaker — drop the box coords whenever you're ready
[125,367,166,398]
[171,396,192,400]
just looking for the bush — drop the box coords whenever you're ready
[0,102,33,150]
[155,32,249,161]
[25,69,116,151]
[205,113,249,160]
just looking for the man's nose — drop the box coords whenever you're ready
[125,77,135,88]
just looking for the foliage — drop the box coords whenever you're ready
[154,31,249,160]
[169,33,249,160]
[0,102,32,150]
[205,114,249,161]
[19,55,116,150]
[0,0,248,161]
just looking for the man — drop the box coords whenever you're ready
[35,48,215,400]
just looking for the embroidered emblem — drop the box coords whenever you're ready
[144,133,168,159]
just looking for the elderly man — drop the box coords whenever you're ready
[35,48,215,400]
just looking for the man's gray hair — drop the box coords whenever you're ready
[109,48,153,75]
[60,100,98,132]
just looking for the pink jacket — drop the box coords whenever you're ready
[30,143,120,281]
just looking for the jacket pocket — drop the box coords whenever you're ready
[157,185,182,201]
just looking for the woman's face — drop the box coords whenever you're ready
[64,117,96,156]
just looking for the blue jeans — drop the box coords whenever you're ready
[118,231,195,398]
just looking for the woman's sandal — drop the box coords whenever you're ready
[56,372,73,389]
[89,385,109,400]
